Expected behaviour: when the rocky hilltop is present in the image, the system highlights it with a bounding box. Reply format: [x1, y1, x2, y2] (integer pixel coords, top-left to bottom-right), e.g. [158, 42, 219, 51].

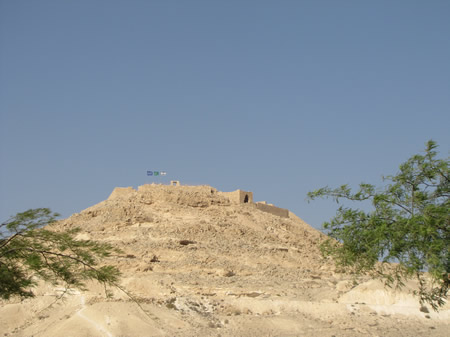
[1, 184, 448, 337]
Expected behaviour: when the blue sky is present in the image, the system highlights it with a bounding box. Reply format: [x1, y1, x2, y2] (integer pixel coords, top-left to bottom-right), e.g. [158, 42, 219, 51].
[1, 0, 449, 229]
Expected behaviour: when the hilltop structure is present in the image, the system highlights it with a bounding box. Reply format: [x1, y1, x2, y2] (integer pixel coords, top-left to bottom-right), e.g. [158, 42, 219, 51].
[220, 188, 289, 218]
[109, 183, 290, 218]
[220, 189, 253, 204]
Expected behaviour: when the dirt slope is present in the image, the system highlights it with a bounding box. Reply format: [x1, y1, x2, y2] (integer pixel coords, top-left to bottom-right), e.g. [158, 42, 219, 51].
[1, 184, 448, 337]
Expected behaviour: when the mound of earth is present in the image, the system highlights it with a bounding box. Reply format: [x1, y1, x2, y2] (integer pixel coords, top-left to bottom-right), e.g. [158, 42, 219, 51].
[1, 184, 448, 337]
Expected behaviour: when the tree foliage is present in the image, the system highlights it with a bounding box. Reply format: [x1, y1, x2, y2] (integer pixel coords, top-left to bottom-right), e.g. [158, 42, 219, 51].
[307, 140, 449, 310]
[0, 208, 121, 300]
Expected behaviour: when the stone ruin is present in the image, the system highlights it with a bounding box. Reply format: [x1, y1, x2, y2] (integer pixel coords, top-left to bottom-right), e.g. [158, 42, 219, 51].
[220, 189, 253, 204]
[108, 183, 289, 218]
[221, 189, 289, 218]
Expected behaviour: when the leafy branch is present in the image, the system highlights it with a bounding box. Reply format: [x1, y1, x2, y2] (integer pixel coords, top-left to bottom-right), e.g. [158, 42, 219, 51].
[0, 208, 121, 300]
[307, 140, 449, 310]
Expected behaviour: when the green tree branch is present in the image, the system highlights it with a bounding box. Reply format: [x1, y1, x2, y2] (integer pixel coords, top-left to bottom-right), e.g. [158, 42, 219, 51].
[307, 140, 449, 310]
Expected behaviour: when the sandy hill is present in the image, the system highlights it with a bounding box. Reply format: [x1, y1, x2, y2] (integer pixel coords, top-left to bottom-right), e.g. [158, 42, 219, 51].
[1, 184, 448, 337]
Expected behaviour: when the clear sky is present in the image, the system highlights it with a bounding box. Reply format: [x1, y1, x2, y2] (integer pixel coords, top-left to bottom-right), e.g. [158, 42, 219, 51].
[1, 0, 449, 230]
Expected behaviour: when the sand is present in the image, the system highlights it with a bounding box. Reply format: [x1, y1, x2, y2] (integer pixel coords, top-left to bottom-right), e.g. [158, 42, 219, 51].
[1, 184, 448, 336]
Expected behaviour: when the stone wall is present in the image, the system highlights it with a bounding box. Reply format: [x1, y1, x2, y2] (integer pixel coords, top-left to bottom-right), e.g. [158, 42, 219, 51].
[108, 187, 136, 200]
[220, 190, 253, 204]
[255, 202, 289, 218]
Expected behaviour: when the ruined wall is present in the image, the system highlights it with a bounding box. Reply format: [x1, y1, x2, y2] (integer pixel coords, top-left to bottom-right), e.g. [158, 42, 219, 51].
[221, 190, 253, 204]
[108, 185, 288, 217]
[220, 190, 288, 217]
[134, 184, 229, 207]
[108, 187, 136, 200]
[255, 202, 289, 218]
